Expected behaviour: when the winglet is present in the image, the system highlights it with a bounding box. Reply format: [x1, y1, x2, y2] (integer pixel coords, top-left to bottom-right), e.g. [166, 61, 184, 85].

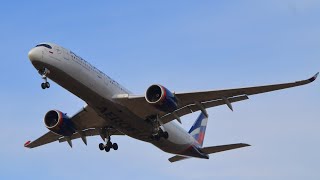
[309, 72, 319, 83]
[24, 141, 31, 148]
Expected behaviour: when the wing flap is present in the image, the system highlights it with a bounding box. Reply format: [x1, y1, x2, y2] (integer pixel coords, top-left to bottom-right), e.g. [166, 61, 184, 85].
[160, 95, 249, 124]
[58, 128, 124, 143]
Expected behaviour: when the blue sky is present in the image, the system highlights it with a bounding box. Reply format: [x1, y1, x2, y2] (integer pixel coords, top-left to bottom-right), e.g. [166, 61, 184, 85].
[0, 0, 319, 179]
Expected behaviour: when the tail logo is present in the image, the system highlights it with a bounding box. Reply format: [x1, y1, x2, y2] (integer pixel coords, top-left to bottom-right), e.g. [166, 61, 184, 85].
[188, 113, 208, 147]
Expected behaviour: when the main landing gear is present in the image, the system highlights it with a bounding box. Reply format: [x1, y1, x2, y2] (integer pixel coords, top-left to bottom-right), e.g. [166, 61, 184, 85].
[99, 138, 118, 152]
[148, 115, 169, 141]
[39, 68, 50, 89]
[151, 130, 169, 141]
[98, 128, 118, 153]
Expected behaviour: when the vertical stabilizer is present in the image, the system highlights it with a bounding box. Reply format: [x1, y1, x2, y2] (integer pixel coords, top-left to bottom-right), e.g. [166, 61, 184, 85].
[188, 113, 208, 147]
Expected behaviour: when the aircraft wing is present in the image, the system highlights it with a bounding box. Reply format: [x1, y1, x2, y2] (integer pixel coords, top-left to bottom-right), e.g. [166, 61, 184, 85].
[175, 73, 318, 108]
[25, 105, 124, 148]
[114, 73, 318, 124]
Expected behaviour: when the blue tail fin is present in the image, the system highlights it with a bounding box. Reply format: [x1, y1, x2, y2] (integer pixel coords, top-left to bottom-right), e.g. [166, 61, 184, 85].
[188, 113, 208, 147]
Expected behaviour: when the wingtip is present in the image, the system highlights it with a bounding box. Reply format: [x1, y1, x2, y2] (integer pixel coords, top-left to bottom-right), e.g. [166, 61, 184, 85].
[24, 141, 31, 148]
[242, 143, 251, 147]
[309, 72, 319, 82]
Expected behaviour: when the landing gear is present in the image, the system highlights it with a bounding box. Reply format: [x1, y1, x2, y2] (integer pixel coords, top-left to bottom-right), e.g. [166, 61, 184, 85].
[98, 128, 119, 153]
[151, 130, 169, 141]
[41, 82, 50, 89]
[112, 143, 119, 150]
[148, 115, 169, 141]
[162, 131, 169, 139]
[38, 68, 50, 89]
[98, 140, 118, 152]
[105, 145, 110, 152]
[99, 143, 105, 151]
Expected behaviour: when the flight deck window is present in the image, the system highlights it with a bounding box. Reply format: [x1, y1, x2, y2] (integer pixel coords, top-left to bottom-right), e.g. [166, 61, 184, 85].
[36, 44, 52, 49]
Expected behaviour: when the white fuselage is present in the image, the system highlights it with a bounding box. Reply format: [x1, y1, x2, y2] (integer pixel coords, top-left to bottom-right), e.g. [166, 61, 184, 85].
[28, 43, 202, 157]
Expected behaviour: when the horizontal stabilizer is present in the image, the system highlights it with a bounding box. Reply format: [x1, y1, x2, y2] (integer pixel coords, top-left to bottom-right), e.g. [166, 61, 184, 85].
[168, 143, 250, 163]
[201, 143, 250, 154]
[168, 155, 189, 163]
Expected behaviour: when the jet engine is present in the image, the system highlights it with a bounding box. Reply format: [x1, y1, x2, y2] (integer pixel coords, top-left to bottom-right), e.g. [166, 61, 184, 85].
[44, 110, 75, 136]
[145, 85, 178, 112]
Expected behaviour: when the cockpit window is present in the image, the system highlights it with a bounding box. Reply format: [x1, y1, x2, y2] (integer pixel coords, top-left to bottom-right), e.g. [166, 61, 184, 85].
[35, 44, 52, 49]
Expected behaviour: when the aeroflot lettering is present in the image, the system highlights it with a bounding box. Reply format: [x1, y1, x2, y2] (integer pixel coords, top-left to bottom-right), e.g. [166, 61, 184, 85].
[70, 51, 125, 92]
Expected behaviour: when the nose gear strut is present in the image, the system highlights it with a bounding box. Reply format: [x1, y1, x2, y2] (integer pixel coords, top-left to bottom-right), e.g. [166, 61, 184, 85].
[39, 68, 50, 89]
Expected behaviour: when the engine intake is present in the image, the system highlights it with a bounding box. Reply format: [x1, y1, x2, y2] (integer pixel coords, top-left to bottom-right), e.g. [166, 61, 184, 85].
[145, 85, 178, 112]
[44, 110, 75, 136]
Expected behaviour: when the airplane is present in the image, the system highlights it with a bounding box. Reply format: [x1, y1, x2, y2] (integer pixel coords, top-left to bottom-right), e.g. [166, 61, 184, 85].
[25, 42, 318, 163]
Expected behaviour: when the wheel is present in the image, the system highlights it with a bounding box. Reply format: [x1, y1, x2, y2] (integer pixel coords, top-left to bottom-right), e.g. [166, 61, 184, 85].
[163, 132, 169, 139]
[105, 146, 110, 152]
[99, 143, 105, 151]
[45, 82, 50, 88]
[107, 141, 112, 148]
[41, 83, 46, 89]
[112, 143, 118, 150]
[155, 134, 160, 141]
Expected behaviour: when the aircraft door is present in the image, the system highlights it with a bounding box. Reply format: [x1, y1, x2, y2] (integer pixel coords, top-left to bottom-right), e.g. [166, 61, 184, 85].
[104, 76, 109, 87]
[63, 49, 70, 60]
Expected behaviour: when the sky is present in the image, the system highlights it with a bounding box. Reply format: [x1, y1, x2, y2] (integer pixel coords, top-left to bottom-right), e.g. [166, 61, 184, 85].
[0, 0, 319, 179]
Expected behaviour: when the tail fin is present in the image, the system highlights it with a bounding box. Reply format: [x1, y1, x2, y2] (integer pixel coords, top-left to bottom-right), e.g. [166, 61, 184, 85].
[188, 113, 208, 147]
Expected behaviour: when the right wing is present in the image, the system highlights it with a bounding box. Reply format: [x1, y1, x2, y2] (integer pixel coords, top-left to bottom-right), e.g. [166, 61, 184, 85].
[115, 73, 318, 124]
[25, 105, 124, 148]
[175, 73, 319, 108]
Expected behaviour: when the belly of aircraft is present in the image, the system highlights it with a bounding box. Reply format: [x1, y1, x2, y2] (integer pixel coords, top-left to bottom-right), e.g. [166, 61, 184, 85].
[33, 60, 194, 155]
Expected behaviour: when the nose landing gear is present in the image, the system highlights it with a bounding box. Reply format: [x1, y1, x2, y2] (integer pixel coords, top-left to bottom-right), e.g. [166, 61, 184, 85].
[41, 82, 50, 89]
[39, 68, 50, 89]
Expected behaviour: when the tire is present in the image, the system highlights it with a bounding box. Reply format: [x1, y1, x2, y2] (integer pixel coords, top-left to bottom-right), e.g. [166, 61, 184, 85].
[112, 143, 118, 150]
[45, 82, 50, 88]
[163, 132, 169, 139]
[99, 143, 105, 151]
[107, 141, 112, 148]
[41, 83, 46, 89]
[150, 135, 155, 140]
[155, 135, 160, 141]
[105, 146, 110, 152]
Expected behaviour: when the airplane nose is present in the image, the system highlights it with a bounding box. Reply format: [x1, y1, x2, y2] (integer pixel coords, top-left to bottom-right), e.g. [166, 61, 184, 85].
[28, 48, 42, 62]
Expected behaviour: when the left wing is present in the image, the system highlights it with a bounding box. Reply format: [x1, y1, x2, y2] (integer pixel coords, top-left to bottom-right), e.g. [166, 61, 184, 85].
[25, 105, 124, 148]
[115, 73, 318, 124]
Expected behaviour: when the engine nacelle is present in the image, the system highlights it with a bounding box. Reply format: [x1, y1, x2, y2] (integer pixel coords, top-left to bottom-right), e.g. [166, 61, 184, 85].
[44, 110, 75, 136]
[145, 85, 178, 112]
